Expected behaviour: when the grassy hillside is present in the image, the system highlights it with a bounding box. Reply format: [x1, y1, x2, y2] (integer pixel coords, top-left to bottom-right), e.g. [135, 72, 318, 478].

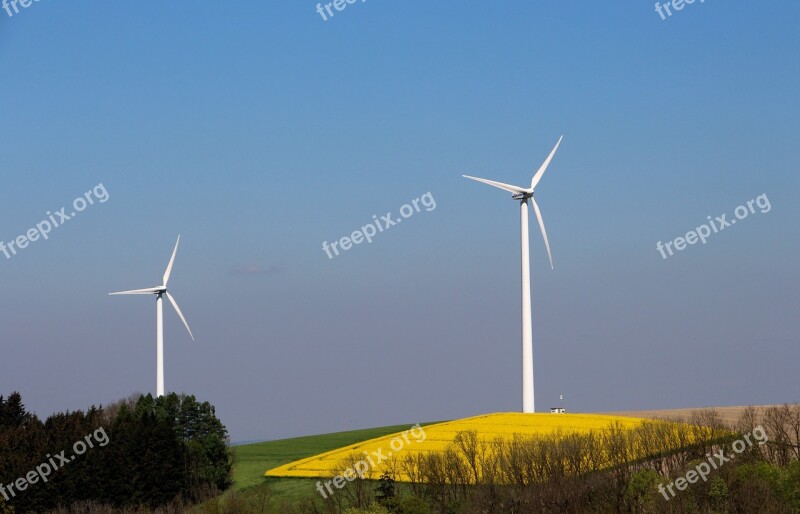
[217, 406, 796, 511]
[232, 422, 444, 498]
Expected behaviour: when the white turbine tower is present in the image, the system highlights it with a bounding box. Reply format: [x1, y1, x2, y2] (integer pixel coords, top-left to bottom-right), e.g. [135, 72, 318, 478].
[110, 235, 195, 397]
[464, 136, 562, 414]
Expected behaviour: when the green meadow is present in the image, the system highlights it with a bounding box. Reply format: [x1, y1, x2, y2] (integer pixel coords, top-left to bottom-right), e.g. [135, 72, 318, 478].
[230, 423, 442, 501]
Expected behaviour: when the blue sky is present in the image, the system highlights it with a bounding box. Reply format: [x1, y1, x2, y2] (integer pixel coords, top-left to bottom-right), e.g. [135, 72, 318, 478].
[1, 1, 798, 442]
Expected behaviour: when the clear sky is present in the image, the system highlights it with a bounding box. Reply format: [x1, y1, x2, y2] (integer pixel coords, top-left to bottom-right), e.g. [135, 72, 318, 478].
[1, 1, 798, 443]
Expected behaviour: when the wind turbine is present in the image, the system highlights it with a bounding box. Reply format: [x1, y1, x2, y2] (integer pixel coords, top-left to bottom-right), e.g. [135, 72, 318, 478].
[109, 235, 195, 397]
[463, 136, 562, 414]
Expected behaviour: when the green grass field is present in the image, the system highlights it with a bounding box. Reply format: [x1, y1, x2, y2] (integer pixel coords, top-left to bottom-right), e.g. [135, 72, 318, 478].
[231, 422, 443, 501]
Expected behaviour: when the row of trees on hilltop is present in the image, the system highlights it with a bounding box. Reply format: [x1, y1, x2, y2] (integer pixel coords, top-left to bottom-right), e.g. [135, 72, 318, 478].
[0, 392, 233, 512]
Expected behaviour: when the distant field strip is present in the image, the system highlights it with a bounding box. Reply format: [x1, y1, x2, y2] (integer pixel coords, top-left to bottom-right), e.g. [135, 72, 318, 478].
[265, 413, 650, 481]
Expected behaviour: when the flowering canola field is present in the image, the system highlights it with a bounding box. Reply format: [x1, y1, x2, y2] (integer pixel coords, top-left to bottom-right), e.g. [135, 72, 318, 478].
[265, 412, 649, 481]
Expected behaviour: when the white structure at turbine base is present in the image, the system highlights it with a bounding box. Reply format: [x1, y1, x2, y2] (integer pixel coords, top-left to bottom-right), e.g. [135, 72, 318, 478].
[110, 235, 195, 397]
[464, 136, 562, 414]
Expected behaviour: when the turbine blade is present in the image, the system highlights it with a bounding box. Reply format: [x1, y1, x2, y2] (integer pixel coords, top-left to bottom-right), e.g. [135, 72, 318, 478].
[530, 136, 563, 190]
[462, 175, 528, 195]
[530, 197, 554, 270]
[163, 235, 181, 286]
[165, 291, 195, 341]
[109, 287, 160, 295]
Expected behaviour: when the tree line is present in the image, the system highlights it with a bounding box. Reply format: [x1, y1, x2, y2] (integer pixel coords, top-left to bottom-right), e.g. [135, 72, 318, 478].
[0, 392, 232, 513]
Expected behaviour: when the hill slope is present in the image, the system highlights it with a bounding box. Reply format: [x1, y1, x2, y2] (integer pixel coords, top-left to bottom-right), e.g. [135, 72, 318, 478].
[233, 422, 443, 494]
[265, 413, 650, 481]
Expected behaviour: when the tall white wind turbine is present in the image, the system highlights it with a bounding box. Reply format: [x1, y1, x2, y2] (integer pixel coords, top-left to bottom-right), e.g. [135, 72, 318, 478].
[463, 136, 562, 413]
[109, 235, 195, 397]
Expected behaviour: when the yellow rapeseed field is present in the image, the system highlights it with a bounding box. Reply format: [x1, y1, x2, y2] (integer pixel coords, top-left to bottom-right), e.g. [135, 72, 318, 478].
[265, 413, 650, 481]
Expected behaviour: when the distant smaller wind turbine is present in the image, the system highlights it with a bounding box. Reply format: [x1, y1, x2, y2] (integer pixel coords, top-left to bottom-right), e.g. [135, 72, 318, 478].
[110, 236, 194, 397]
